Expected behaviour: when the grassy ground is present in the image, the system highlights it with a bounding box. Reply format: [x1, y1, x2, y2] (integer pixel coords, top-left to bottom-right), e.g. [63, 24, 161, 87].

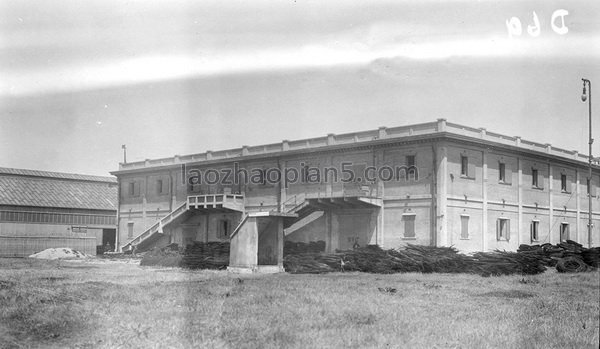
[0, 258, 598, 349]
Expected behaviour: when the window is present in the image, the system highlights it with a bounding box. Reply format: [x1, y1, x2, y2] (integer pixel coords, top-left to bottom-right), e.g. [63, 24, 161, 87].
[461, 156, 468, 177]
[460, 215, 469, 239]
[499, 163, 506, 183]
[403, 214, 416, 238]
[586, 178, 594, 196]
[532, 169, 538, 188]
[157, 179, 163, 194]
[530, 220, 539, 242]
[217, 219, 230, 239]
[127, 222, 134, 238]
[561, 174, 568, 192]
[496, 218, 510, 241]
[560, 223, 569, 242]
[406, 155, 416, 167]
[128, 181, 140, 197]
[71, 226, 88, 234]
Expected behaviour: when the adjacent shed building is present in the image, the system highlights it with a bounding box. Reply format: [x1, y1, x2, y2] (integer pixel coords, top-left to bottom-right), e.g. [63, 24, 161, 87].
[0, 168, 118, 257]
[112, 119, 600, 271]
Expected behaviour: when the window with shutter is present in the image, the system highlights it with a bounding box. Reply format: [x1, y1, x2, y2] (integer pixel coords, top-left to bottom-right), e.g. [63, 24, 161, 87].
[530, 220, 539, 242]
[497, 218, 510, 241]
[403, 215, 416, 238]
[504, 164, 512, 184]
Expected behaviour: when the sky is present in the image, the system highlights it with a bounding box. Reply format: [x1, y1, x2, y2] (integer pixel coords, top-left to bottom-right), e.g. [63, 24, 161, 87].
[0, 0, 599, 176]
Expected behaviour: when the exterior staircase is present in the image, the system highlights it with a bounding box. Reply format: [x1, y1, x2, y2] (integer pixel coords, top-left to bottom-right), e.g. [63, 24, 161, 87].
[122, 194, 245, 252]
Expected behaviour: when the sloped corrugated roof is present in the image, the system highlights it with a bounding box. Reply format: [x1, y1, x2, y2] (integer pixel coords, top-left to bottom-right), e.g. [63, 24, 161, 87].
[0, 167, 116, 183]
[0, 167, 117, 210]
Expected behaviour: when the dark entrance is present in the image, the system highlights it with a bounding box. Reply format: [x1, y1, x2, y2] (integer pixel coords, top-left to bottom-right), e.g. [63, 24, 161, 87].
[102, 229, 116, 250]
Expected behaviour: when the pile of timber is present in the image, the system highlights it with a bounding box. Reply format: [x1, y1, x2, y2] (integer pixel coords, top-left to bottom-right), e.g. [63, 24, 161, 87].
[518, 240, 600, 272]
[139, 247, 183, 267]
[284, 240, 326, 255]
[181, 241, 230, 270]
[283, 244, 549, 276]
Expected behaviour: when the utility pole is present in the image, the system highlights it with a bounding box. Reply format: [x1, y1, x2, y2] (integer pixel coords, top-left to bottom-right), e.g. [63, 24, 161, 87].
[582, 78, 593, 247]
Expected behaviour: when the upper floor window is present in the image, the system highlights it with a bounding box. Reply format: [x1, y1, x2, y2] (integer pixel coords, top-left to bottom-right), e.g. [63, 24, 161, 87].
[406, 155, 416, 167]
[128, 182, 140, 197]
[499, 162, 506, 183]
[560, 174, 568, 192]
[461, 155, 469, 177]
[157, 179, 163, 194]
[531, 168, 542, 189]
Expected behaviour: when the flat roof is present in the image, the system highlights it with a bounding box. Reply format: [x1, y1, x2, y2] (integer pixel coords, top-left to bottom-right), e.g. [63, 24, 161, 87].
[112, 119, 593, 175]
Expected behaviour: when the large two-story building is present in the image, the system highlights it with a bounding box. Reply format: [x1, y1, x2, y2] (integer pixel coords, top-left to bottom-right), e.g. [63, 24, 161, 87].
[111, 119, 600, 271]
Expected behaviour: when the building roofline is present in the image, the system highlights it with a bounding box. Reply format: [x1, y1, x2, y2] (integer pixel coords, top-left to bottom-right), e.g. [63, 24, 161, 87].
[111, 119, 595, 175]
[0, 167, 117, 183]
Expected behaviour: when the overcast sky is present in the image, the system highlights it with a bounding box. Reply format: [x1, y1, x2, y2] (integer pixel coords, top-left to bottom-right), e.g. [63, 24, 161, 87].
[1, 0, 599, 176]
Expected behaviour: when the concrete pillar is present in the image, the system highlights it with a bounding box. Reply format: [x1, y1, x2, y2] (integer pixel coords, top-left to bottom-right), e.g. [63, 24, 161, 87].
[482, 150, 488, 252]
[549, 163, 554, 243]
[327, 134, 336, 146]
[326, 211, 335, 252]
[204, 214, 209, 243]
[277, 218, 284, 268]
[436, 145, 448, 246]
[517, 157, 523, 247]
[576, 169, 581, 243]
[142, 196, 147, 229]
[437, 118, 447, 132]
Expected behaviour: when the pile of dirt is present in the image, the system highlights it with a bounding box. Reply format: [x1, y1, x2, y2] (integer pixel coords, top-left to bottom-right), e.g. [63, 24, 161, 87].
[29, 248, 90, 260]
[518, 240, 600, 272]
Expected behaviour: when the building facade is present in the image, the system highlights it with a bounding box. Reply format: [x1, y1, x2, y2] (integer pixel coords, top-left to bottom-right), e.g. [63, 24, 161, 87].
[0, 168, 118, 256]
[112, 119, 600, 263]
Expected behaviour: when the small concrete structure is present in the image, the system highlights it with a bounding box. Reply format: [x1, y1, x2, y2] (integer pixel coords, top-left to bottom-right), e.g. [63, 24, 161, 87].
[228, 212, 297, 273]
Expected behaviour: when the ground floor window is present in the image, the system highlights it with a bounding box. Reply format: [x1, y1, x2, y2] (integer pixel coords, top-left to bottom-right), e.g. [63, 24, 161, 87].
[217, 219, 230, 239]
[496, 218, 510, 241]
[403, 214, 415, 238]
[530, 220, 539, 242]
[127, 222, 134, 238]
[560, 223, 569, 242]
[460, 215, 469, 239]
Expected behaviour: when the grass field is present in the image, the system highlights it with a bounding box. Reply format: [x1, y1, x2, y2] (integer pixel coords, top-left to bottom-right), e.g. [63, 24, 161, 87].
[0, 258, 598, 349]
